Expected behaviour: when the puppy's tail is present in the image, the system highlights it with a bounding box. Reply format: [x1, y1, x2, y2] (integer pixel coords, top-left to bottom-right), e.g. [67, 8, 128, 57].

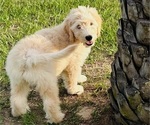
[26, 44, 77, 67]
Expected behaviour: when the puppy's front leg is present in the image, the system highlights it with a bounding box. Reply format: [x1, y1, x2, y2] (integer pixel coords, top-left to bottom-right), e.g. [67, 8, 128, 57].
[63, 65, 84, 95]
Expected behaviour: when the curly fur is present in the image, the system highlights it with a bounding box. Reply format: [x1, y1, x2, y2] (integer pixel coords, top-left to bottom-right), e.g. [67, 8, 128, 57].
[5, 6, 102, 123]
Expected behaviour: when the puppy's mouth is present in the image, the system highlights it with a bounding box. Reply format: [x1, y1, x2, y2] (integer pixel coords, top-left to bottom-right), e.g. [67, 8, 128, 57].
[85, 41, 93, 46]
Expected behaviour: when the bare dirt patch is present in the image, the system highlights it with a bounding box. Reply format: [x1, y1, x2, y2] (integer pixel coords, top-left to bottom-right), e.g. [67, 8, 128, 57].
[77, 106, 94, 120]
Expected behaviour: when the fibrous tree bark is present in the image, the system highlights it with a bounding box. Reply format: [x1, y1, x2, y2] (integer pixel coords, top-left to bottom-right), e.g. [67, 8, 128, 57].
[109, 0, 150, 125]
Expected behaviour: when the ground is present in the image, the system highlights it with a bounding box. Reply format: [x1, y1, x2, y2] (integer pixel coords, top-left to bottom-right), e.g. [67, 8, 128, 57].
[0, 54, 115, 125]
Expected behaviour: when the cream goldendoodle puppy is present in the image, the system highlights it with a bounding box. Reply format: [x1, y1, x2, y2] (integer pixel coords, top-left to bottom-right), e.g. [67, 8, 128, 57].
[6, 6, 102, 123]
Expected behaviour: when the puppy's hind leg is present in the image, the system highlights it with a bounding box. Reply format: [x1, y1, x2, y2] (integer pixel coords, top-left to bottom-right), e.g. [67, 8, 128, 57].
[36, 74, 64, 124]
[10, 79, 30, 117]
[78, 75, 87, 83]
[63, 65, 84, 95]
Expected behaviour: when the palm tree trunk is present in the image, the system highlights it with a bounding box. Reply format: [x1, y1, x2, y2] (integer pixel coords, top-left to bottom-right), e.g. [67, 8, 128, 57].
[109, 0, 150, 125]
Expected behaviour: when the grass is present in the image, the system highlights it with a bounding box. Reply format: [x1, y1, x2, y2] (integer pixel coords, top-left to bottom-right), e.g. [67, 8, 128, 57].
[0, 0, 120, 124]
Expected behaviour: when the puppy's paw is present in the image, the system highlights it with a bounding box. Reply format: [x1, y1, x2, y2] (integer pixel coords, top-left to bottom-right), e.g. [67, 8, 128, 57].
[47, 112, 65, 124]
[67, 85, 84, 95]
[78, 75, 87, 83]
[12, 105, 30, 117]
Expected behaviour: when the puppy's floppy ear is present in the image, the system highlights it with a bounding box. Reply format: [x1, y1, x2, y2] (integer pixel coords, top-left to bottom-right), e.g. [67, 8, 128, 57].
[64, 19, 75, 43]
[89, 8, 102, 37]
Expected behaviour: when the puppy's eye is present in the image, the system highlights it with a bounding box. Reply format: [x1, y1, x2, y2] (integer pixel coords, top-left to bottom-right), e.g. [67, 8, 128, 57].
[90, 22, 93, 26]
[77, 25, 81, 29]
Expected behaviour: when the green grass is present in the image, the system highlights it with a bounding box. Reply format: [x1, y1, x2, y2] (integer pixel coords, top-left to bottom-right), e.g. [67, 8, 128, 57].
[0, 0, 120, 124]
[0, 0, 120, 83]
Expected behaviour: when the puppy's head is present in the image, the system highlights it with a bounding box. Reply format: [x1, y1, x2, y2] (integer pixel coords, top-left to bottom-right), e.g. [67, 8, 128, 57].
[64, 6, 102, 47]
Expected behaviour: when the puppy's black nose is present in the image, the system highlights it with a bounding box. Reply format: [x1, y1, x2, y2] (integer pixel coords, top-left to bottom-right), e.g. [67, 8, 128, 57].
[85, 35, 92, 41]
